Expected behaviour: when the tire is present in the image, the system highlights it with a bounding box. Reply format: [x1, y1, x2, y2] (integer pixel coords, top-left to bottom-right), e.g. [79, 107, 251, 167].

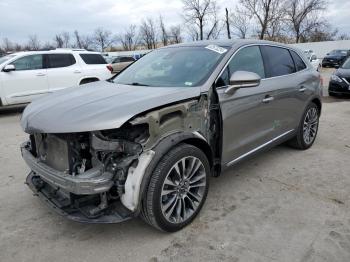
[140, 143, 210, 232]
[328, 91, 337, 97]
[288, 102, 319, 150]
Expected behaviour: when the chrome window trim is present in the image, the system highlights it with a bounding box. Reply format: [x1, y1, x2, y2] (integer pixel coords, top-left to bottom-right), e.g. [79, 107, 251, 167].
[215, 43, 310, 89]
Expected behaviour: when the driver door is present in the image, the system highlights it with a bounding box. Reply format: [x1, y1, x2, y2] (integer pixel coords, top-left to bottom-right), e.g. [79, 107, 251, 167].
[216, 46, 278, 166]
[2, 54, 48, 105]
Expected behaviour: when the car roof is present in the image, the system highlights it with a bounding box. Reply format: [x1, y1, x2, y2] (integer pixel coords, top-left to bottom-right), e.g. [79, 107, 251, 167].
[9, 49, 102, 56]
[162, 39, 290, 49]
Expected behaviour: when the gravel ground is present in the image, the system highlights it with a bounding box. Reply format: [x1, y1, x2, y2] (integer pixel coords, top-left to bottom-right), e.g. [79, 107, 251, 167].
[0, 70, 350, 262]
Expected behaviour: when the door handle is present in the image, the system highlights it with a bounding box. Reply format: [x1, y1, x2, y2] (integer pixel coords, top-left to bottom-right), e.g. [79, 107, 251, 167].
[299, 86, 306, 92]
[262, 96, 274, 103]
[74, 70, 82, 74]
[36, 73, 46, 76]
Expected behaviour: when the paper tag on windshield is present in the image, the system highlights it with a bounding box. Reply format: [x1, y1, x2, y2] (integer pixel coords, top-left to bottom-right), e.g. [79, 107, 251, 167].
[205, 45, 228, 54]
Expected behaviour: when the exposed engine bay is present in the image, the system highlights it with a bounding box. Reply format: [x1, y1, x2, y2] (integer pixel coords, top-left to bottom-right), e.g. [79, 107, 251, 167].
[22, 95, 222, 222]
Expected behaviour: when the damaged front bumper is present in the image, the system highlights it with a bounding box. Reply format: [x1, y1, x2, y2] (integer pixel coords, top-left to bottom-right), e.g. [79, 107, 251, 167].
[21, 142, 134, 223]
[21, 142, 113, 195]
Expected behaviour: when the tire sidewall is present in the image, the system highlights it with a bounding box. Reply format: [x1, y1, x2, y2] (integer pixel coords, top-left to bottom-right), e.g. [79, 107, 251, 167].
[298, 102, 319, 149]
[151, 144, 210, 232]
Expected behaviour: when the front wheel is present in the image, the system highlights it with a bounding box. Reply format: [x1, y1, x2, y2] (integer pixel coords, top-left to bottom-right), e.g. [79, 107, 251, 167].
[288, 102, 319, 150]
[141, 143, 210, 232]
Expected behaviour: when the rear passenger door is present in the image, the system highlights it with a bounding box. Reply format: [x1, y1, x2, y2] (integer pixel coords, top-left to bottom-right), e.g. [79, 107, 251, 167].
[216, 46, 279, 165]
[46, 53, 82, 91]
[260, 46, 305, 134]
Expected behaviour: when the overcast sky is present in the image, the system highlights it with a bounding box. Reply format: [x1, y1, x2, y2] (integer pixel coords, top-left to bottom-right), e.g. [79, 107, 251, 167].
[0, 0, 349, 44]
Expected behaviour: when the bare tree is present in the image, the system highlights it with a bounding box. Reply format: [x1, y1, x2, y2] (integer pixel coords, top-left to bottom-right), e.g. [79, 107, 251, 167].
[92, 27, 115, 52]
[139, 18, 157, 49]
[13, 43, 23, 52]
[338, 33, 350, 41]
[61, 32, 70, 48]
[73, 30, 92, 50]
[182, 0, 219, 40]
[169, 25, 183, 44]
[118, 25, 138, 51]
[303, 19, 337, 42]
[230, 9, 250, 39]
[225, 8, 231, 39]
[286, 0, 326, 43]
[159, 15, 169, 46]
[27, 35, 41, 51]
[42, 41, 55, 50]
[54, 34, 64, 48]
[2, 38, 13, 52]
[205, 4, 222, 40]
[239, 0, 285, 40]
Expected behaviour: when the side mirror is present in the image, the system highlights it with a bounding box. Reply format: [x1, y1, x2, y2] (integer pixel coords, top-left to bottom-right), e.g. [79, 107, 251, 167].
[225, 71, 261, 95]
[3, 64, 15, 72]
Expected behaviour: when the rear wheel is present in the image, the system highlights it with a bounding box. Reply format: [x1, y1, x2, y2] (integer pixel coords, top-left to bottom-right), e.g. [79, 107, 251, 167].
[288, 102, 319, 150]
[141, 143, 210, 232]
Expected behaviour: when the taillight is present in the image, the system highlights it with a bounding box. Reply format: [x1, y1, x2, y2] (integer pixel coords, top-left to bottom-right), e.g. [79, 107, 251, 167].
[106, 65, 113, 73]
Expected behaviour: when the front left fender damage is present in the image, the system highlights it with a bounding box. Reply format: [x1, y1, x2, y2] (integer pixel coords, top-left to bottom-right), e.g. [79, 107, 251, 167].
[23, 94, 218, 222]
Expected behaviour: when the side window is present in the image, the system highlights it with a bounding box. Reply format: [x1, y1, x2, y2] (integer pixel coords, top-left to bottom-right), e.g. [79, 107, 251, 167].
[260, 46, 296, 77]
[80, 54, 107, 64]
[216, 67, 230, 87]
[112, 58, 121, 63]
[121, 57, 135, 62]
[229, 46, 265, 78]
[216, 46, 265, 87]
[290, 50, 307, 71]
[12, 55, 43, 71]
[47, 54, 76, 68]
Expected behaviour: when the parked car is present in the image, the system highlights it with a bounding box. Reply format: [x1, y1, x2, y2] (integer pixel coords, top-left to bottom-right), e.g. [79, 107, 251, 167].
[304, 50, 321, 71]
[21, 40, 322, 232]
[322, 49, 350, 68]
[110, 56, 136, 73]
[0, 49, 113, 107]
[328, 57, 350, 96]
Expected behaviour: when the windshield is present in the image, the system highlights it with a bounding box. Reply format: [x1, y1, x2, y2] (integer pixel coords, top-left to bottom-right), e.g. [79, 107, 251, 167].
[329, 50, 348, 56]
[341, 58, 350, 69]
[0, 54, 16, 65]
[113, 46, 228, 87]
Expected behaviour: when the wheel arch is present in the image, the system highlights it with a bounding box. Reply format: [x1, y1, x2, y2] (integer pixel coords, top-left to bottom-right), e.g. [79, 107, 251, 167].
[311, 97, 322, 116]
[136, 131, 213, 214]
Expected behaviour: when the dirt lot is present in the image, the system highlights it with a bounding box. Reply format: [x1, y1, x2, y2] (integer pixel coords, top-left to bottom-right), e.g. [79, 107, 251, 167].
[1, 69, 350, 262]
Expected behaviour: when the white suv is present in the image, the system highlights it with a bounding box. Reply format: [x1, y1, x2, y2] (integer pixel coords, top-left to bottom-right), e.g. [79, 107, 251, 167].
[0, 49, 113, 107]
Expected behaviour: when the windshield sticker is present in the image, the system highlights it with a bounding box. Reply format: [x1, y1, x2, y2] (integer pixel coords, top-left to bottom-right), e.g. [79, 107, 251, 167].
[205, 45, 228, 54]
[185, 82, 193, 86]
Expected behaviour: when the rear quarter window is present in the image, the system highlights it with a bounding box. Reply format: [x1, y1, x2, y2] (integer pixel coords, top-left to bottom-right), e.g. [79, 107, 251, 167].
[80, 54, 107, 64]
[290, 51, 307, 71]
[260, 46, 296, 77]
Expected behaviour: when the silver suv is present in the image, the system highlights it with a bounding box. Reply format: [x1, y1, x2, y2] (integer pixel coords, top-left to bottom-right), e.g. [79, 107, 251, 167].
[21, 40, 322, 232]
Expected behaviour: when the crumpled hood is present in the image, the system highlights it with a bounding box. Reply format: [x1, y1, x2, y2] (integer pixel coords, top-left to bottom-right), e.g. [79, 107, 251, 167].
[21, 81, 201, 134]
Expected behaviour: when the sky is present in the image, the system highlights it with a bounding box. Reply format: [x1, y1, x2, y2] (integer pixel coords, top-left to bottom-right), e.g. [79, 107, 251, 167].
[0, 0, 349, 44]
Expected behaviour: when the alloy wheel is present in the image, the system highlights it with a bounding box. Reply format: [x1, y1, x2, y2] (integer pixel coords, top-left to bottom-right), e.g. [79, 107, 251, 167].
[160, 156, 207, 224]
[303, 107, 319, 145]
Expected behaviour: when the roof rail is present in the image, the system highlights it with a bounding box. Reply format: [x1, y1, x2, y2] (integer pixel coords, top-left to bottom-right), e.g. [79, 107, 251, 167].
[54, 48, 87, 51]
